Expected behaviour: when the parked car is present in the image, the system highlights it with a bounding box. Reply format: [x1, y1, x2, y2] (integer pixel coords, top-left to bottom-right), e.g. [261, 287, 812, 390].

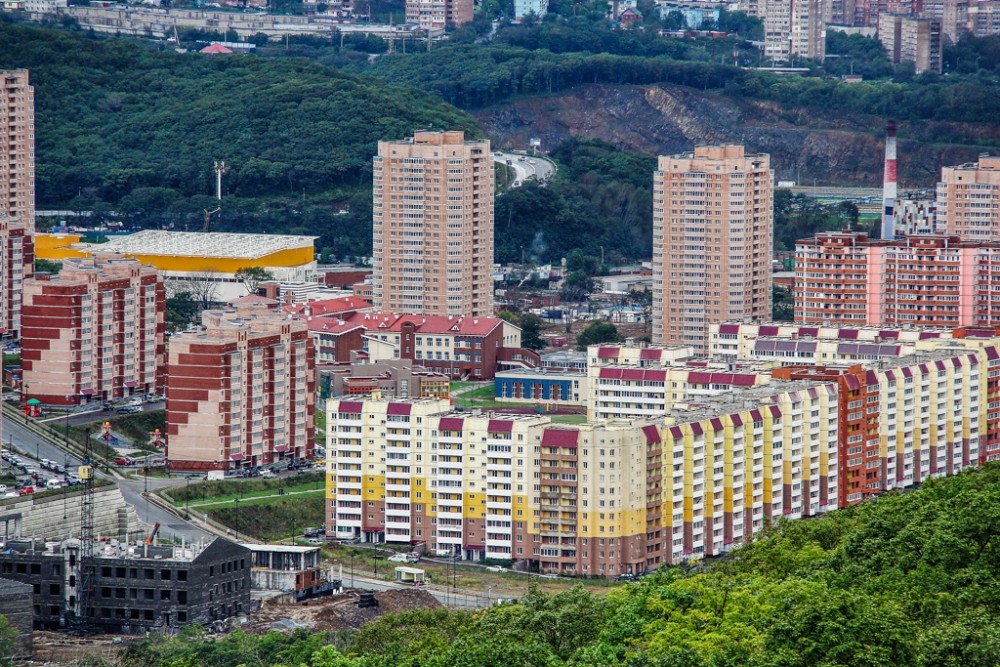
[387, 553, 410, 563]
[114, 456, 135, 466]
[260, 469, 275, 479]
[116, 405, 141, 415]
[486, 565, 505, 573]
[18, 486, 34, 495]
[616, 573, 637, 582]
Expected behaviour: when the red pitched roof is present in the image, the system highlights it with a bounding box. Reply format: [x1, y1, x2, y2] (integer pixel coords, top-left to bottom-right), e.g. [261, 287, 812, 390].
[200, 43, 233, 54]
[345, 312, 504, 336]
[284, 296, 371, 318]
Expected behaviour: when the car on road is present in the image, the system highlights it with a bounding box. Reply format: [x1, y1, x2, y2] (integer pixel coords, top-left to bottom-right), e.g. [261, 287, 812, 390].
[114, 456, 135, 466]
[116, 405, 142, 414]
[486, 565, 506, 573]
[387, 553, 410, 563]
[616, 573, 637, 582]
[18, 486, 34, 495]
[540, 573, 560, 579]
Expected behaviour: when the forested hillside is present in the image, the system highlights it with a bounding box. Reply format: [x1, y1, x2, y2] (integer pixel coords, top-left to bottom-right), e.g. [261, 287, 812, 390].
[122, 464, 1000, 666]
[0, 19, 476, 257]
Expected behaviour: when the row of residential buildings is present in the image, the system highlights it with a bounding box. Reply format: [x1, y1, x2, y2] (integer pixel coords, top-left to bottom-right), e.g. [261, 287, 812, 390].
[734, 0, 1000, 70]
[325, 325, 1000, 574]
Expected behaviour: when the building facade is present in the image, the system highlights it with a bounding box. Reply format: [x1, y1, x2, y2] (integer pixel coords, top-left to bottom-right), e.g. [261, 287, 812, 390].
[373, 131, 493, 318]
[795, 232, 1000, 327]
[937, 155, 1000, 241]
[0, 537, 250, 631]
[405, 0, 473, 30]
[324, 332, 1000, 575]
[763, 0, 825, 62]
[167, 304, 315, 472]
[40, 231, 318, 304]
[21, 254, 166, 406]
[0, 69, 35, 338]
[878, 12, 943, 74]
[652, 145, 773, 353]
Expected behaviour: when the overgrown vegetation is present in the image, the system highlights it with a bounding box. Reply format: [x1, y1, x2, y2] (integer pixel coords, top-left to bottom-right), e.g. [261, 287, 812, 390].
[121, 463, 1000, 666]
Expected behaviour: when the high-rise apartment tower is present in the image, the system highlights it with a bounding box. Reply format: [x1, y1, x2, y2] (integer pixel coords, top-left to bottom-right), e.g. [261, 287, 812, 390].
[373, 131, 494, 318]
[652, 145, 773, 353]
[0, 69, 35, 337]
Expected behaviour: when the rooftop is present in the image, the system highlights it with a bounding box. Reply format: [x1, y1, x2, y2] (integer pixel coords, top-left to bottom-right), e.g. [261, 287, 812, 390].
[83, 231, 317, 260]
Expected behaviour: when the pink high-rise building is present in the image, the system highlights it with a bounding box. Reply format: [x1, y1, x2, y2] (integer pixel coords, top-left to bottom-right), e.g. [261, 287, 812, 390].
[937, 155, 1000, 241]
[167, 304, 315, 473]
[795, 231, 1000, 326]
[652, 145, 773, 353]
[0, 69, 35, 337]
[372, 131, 493, 318]
[21, 254, 166, 406]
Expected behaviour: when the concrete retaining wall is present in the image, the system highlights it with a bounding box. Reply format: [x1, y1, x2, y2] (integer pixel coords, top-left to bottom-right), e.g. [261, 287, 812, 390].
[0, 486, 139, 541]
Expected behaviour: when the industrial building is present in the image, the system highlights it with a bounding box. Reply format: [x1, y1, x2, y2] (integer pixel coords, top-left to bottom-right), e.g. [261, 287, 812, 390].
[36, 231, 318, 303]
[0, 537, 250, 631]
[373, 131, 493, 318]
[166, 303, 316, 473]
[0, 69, 35, 338]
[652, 145, 773, 354]
[21, 254, 166, 406]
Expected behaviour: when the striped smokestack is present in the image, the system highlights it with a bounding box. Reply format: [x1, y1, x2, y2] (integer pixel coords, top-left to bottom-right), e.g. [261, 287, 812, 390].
[881, 120, 898, 240]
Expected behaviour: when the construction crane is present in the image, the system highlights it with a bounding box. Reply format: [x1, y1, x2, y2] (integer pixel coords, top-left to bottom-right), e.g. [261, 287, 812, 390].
[203, 207, 221, 233]
[71, 428, 96, 633]
[145, 522, 161, 545]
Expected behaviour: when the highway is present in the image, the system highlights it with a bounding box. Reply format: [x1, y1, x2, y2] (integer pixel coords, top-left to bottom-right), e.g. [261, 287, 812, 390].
[493, 150, 556, 187]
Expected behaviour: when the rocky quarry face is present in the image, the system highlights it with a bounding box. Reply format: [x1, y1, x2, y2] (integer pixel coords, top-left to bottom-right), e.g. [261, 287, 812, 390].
[477, 83, 999, 188]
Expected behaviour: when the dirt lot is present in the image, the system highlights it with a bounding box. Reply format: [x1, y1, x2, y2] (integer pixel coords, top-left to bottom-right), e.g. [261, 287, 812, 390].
[247, 589, 441, 633]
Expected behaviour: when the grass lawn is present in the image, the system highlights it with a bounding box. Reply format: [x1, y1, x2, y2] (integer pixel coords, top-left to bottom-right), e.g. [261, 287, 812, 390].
[208, 495, 326, 542]
[181, 481, 325, 509]
[163, 472, 325, 505]
[550, 413, 588, 424]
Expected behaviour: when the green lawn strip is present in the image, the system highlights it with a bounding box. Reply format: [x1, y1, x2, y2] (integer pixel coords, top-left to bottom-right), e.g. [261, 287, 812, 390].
[187, 488, 324, 510]
[550, 414, 588, 424]
[207, 495, 325, 542]
[169, 479, 326, 507]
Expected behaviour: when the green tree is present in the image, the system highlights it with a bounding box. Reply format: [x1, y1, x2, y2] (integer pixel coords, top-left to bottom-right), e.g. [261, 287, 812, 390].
[577, 321, 620, 349]
[519, 313, 546, 350]
[234, 266, 276, 294]
[35, 258, 62, 274]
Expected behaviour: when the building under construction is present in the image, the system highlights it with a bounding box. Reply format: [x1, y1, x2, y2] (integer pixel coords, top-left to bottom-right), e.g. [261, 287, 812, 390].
[0, 536, 250, 631]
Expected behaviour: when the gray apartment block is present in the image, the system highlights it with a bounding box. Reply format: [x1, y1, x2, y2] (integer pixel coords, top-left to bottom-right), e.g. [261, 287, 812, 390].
[0, 537, 250, 631]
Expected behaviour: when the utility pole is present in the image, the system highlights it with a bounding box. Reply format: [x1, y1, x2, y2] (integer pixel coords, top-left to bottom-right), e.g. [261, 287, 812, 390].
[213, 160, 228, 200]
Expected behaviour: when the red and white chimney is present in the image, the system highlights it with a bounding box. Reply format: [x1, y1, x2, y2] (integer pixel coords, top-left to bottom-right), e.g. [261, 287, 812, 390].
[881, 120, 898, 240]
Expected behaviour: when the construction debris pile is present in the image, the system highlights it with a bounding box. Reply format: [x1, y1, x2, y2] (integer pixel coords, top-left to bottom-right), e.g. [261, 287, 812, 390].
[248, 589, 442, 633]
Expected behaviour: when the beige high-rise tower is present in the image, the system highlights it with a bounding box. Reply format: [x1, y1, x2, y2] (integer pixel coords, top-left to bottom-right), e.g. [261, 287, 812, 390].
[652, 145, 773, 353]
[937, 154, 1000, 241]
[373, 131, 493, 318]
[0, 69, 35, 337]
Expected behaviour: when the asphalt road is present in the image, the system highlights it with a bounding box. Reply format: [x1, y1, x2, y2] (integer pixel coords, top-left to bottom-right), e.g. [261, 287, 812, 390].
[493, 151, 556, 186]
[36, 400, 165, 428]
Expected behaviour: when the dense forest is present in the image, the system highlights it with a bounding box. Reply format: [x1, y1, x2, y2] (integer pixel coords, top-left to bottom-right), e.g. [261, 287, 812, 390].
[5, 15, 1000, 262]
[0, 19, 475, 259]
[116, 463, 1000, 666]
